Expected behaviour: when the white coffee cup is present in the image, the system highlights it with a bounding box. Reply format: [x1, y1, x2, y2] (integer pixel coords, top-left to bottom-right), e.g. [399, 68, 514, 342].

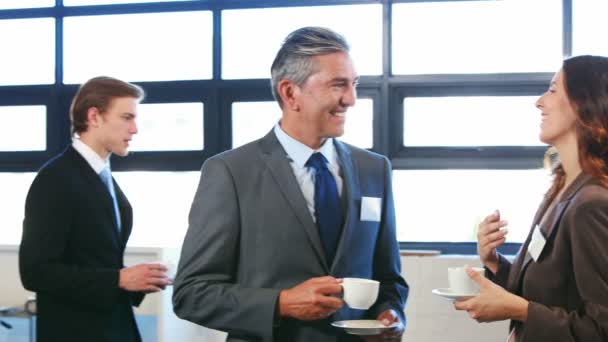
[341, 278, 379, 310]
[152, 260, 177, 283]
[447, 266, 485, 294]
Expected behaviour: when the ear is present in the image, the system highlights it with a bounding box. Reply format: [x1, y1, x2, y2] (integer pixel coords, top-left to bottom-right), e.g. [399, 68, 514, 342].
[86, 107, 101, 128]
[277, 79, 300, 112]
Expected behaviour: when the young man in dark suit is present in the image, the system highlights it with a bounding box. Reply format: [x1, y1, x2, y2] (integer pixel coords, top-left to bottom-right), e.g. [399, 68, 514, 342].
[19, 76, 172, 342]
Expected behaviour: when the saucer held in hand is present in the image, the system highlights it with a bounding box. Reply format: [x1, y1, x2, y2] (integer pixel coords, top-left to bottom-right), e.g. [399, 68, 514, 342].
[331, 319, 399, 335]
[431, 288, 477, 302]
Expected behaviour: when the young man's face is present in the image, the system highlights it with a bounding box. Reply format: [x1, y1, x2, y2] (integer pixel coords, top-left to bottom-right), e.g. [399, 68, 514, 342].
[94, 96, 139, 158]
[292, 51, 359, 142]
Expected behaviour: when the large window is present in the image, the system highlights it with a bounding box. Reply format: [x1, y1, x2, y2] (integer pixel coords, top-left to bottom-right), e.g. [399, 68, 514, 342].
[0, 106, 47, 151]
[222, 4, 382, 79]
[572, 1, 608, 56]
[393, 169, 550, 243]
[0, 173, 37, 245]
[114, 172, 200, 247]
[392, 0, 562, 74]
[0, 1, 53, 10]
[403, 96, 542, 147]
[0, 18, 55, 86]
[130, 102, 204, 152]
[63, 11, 213, 83]
[0, 1, 582, 253]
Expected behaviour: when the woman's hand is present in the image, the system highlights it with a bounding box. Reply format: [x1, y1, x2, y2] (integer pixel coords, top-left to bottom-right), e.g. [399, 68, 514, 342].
[477, 210, 509, 273]
[453, 267, 528, 323]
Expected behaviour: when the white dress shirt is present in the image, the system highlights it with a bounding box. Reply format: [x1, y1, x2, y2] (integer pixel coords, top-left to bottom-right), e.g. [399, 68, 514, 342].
[72, 138, 110, 175]
[273, 123, 343, 222]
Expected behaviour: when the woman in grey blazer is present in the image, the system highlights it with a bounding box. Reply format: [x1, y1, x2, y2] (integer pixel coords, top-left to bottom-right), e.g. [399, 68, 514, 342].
[454, 55, 608, 341]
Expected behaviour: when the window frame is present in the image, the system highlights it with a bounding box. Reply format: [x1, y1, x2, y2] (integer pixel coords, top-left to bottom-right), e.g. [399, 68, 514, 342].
[0, 0, 576, 253]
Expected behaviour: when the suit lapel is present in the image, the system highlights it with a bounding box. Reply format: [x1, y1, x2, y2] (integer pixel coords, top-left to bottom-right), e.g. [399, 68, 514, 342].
[511, 199, 567, 291]
[330, 140, 359, 273]
[67, 147, 122, 248]
[541, 173, 592, 237]
[258, 131, 330, 272]
[114, 182, 132, 248]
[509, 172, 593, 292]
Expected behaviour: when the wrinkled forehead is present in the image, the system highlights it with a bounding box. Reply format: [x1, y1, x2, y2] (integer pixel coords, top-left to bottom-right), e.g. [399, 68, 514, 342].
[309, 52, 359, 80]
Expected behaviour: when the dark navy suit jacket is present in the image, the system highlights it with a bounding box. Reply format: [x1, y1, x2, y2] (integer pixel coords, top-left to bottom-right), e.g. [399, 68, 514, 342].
[20, 146, 144, 342]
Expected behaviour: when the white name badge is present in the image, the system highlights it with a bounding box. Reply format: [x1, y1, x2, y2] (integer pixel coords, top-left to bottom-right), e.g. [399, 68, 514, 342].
[528, 224, 547, 262]
[360, 196, 382, 222]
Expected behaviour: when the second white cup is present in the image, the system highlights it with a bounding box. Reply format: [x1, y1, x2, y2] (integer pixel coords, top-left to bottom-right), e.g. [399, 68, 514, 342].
[447, 266, 485, 294]
[341, 277, 379, 310]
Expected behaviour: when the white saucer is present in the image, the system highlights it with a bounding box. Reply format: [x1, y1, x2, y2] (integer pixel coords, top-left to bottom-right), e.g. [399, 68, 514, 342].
[331, 320, 399, 335]
[431, 288, 477, 302]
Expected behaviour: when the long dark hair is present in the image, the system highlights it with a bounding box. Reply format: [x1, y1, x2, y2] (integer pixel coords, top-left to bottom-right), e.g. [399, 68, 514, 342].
[546, 55, 608, 200]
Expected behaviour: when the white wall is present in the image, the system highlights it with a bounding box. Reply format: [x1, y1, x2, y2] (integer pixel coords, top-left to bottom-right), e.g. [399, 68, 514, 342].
[401, 254, 509, 341]
[0, 246, 509, 341]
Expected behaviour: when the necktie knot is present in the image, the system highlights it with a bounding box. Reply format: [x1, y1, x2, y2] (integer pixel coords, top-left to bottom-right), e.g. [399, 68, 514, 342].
[306, 152, 329, 171]
[100, 167, 113, 189]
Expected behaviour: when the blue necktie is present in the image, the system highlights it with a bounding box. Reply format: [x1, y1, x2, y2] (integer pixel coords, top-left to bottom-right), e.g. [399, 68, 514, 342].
[100, 167, 121, 233]
[306, 152, 343, 265]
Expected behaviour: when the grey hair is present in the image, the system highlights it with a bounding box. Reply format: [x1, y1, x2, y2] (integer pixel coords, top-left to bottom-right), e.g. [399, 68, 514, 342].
[270, 26, 350, 107]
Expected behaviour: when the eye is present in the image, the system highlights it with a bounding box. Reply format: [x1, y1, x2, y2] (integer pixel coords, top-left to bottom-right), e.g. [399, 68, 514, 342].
[547, 83, 557, 94]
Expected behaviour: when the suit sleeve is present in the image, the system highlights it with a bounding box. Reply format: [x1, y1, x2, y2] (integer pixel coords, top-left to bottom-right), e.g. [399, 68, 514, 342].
[522, 195, 608, 341]
[485, 253, 512, 287]
[367, 157, 409, 325]
[172, 157, 280, 340]
[19, 169, 122, 312]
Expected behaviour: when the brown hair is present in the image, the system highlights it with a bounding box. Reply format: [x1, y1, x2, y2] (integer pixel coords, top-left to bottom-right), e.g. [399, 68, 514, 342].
[546, 55, 608, 200]
[70, 76, 144, 135]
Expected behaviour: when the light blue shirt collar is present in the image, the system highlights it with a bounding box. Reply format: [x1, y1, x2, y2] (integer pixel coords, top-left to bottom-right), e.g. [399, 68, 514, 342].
[273, 123, 336, 168]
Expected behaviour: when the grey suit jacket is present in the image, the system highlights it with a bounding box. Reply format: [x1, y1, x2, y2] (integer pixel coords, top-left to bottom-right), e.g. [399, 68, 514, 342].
[488, 172, 608, 341]
[173, 130, 408, 342]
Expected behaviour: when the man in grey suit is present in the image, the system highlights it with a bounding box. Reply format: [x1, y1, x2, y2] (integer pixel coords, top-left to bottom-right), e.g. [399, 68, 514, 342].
[173, 27, 408, 342]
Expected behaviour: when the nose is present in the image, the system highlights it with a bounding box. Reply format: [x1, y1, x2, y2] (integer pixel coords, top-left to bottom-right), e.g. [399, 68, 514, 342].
[535, 94, 544, 110]
[341, 84, 357, 107]
[131, 120, 138, 135]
